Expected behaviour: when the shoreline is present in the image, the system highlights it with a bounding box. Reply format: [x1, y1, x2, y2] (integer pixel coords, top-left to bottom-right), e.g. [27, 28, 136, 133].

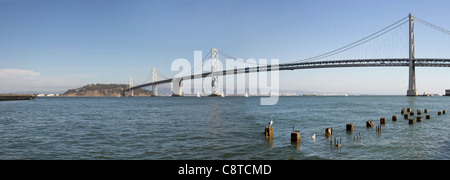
[0, 94, 37, 101]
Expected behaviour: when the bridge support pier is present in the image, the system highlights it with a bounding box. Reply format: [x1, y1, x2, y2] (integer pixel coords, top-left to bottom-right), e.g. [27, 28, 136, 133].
[179, 80, 183, 96]
[129, 77, 134, 97]
[407, 60, 417, 96]
[171, 78, 183, 97]
[407, 63, 417, 96]
[407, 13, 418, 96]
[209, 48, 222, 96]
[152, 68, 158, 96]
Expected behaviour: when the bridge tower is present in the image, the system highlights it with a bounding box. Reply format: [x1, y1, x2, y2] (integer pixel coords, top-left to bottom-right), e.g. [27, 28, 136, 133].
[210, 48, 221, 96]
[407, 13, 418, 96]
[171, 78, 183, 97]
[152, 68, 158, 96]
[129, 77, 134, 97]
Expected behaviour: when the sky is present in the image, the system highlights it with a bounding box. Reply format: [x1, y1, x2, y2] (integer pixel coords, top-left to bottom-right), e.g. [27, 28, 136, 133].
[1, 0, 450, 94]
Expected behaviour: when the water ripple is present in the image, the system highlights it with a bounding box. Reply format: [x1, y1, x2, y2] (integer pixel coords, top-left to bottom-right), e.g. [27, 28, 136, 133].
[0, 96, 449, 159]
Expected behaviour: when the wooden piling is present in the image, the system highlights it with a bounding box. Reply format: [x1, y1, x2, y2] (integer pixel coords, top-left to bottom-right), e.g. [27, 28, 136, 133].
[417, 110, 421, 115]
[416, 116, 423, 122]
[426, 114, 431, 119]
[401, 108, 406, 115]
[346, 123, 353, 132]
[424, 109, 428, 113]
[392, 115, 397, 121]
[404, 114, 409, 119]
[366, 120, 374, 128]
[443, 110, 447, 114]
[291, 132, 301, 143]
[409, 119, 415, 124]
[380, 117, 386, 125]
[438, 111, 442, 115]
[325, 127, 332, 137]
[265, 126, 274, 138]
[407, 108, 412, 113]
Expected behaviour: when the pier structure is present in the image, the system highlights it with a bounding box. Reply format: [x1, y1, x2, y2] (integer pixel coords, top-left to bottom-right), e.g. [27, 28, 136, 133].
[0, 94, 37, 101]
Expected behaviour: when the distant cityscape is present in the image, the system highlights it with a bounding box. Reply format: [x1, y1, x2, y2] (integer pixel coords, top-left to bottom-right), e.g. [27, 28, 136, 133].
[37, 93, 61, 97]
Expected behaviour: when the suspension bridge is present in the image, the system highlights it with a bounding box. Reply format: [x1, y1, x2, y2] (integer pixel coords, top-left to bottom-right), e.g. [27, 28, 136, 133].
[124, 14, 450, 96]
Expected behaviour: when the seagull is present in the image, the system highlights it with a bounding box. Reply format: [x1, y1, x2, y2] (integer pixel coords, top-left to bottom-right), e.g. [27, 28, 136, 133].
[312, 134, 316, 141]
[268, 121, 273, 127]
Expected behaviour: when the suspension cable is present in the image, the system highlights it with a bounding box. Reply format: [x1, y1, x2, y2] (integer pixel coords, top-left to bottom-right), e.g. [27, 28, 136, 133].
[415, 17, 450, 36]
[293, 16, 409, 63]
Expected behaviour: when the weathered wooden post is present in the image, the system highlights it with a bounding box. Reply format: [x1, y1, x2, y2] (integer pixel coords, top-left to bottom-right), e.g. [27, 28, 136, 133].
[392, 115, 397, 121]
[291, 131, 301, 143]
[366, 120, 374, 128]
[416, 116, 422, 122]
[404, 114, 409, 119]
[325, 127, 332, 137]
[346, 123, 353, 132]
[265, 126, 274, 138]
[380, 117, 386, 125]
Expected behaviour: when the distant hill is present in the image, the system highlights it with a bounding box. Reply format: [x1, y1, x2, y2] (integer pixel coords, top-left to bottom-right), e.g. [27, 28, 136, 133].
[62, 84, 152, 97]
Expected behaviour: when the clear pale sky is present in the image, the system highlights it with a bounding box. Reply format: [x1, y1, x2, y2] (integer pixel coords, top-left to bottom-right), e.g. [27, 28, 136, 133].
[1, 0, 450, 94]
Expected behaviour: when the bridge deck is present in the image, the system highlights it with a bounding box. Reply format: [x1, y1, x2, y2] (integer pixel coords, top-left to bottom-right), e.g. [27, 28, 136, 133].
[128, 58, 450, 91]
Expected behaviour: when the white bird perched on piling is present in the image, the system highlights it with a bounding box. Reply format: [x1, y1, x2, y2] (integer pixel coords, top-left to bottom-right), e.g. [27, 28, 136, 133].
[268, 121, 273, 127]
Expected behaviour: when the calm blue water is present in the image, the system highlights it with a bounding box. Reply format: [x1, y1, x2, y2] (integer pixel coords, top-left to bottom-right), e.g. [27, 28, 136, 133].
[0, 96, 449, 160]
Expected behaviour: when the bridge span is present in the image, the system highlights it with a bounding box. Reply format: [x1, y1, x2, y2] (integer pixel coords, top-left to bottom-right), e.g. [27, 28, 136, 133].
[128, 58, 450, 93]
[125, 13, 450, 96]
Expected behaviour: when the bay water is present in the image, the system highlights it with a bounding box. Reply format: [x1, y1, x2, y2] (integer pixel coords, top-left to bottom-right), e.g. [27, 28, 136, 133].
[0, 96, 449, 159]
